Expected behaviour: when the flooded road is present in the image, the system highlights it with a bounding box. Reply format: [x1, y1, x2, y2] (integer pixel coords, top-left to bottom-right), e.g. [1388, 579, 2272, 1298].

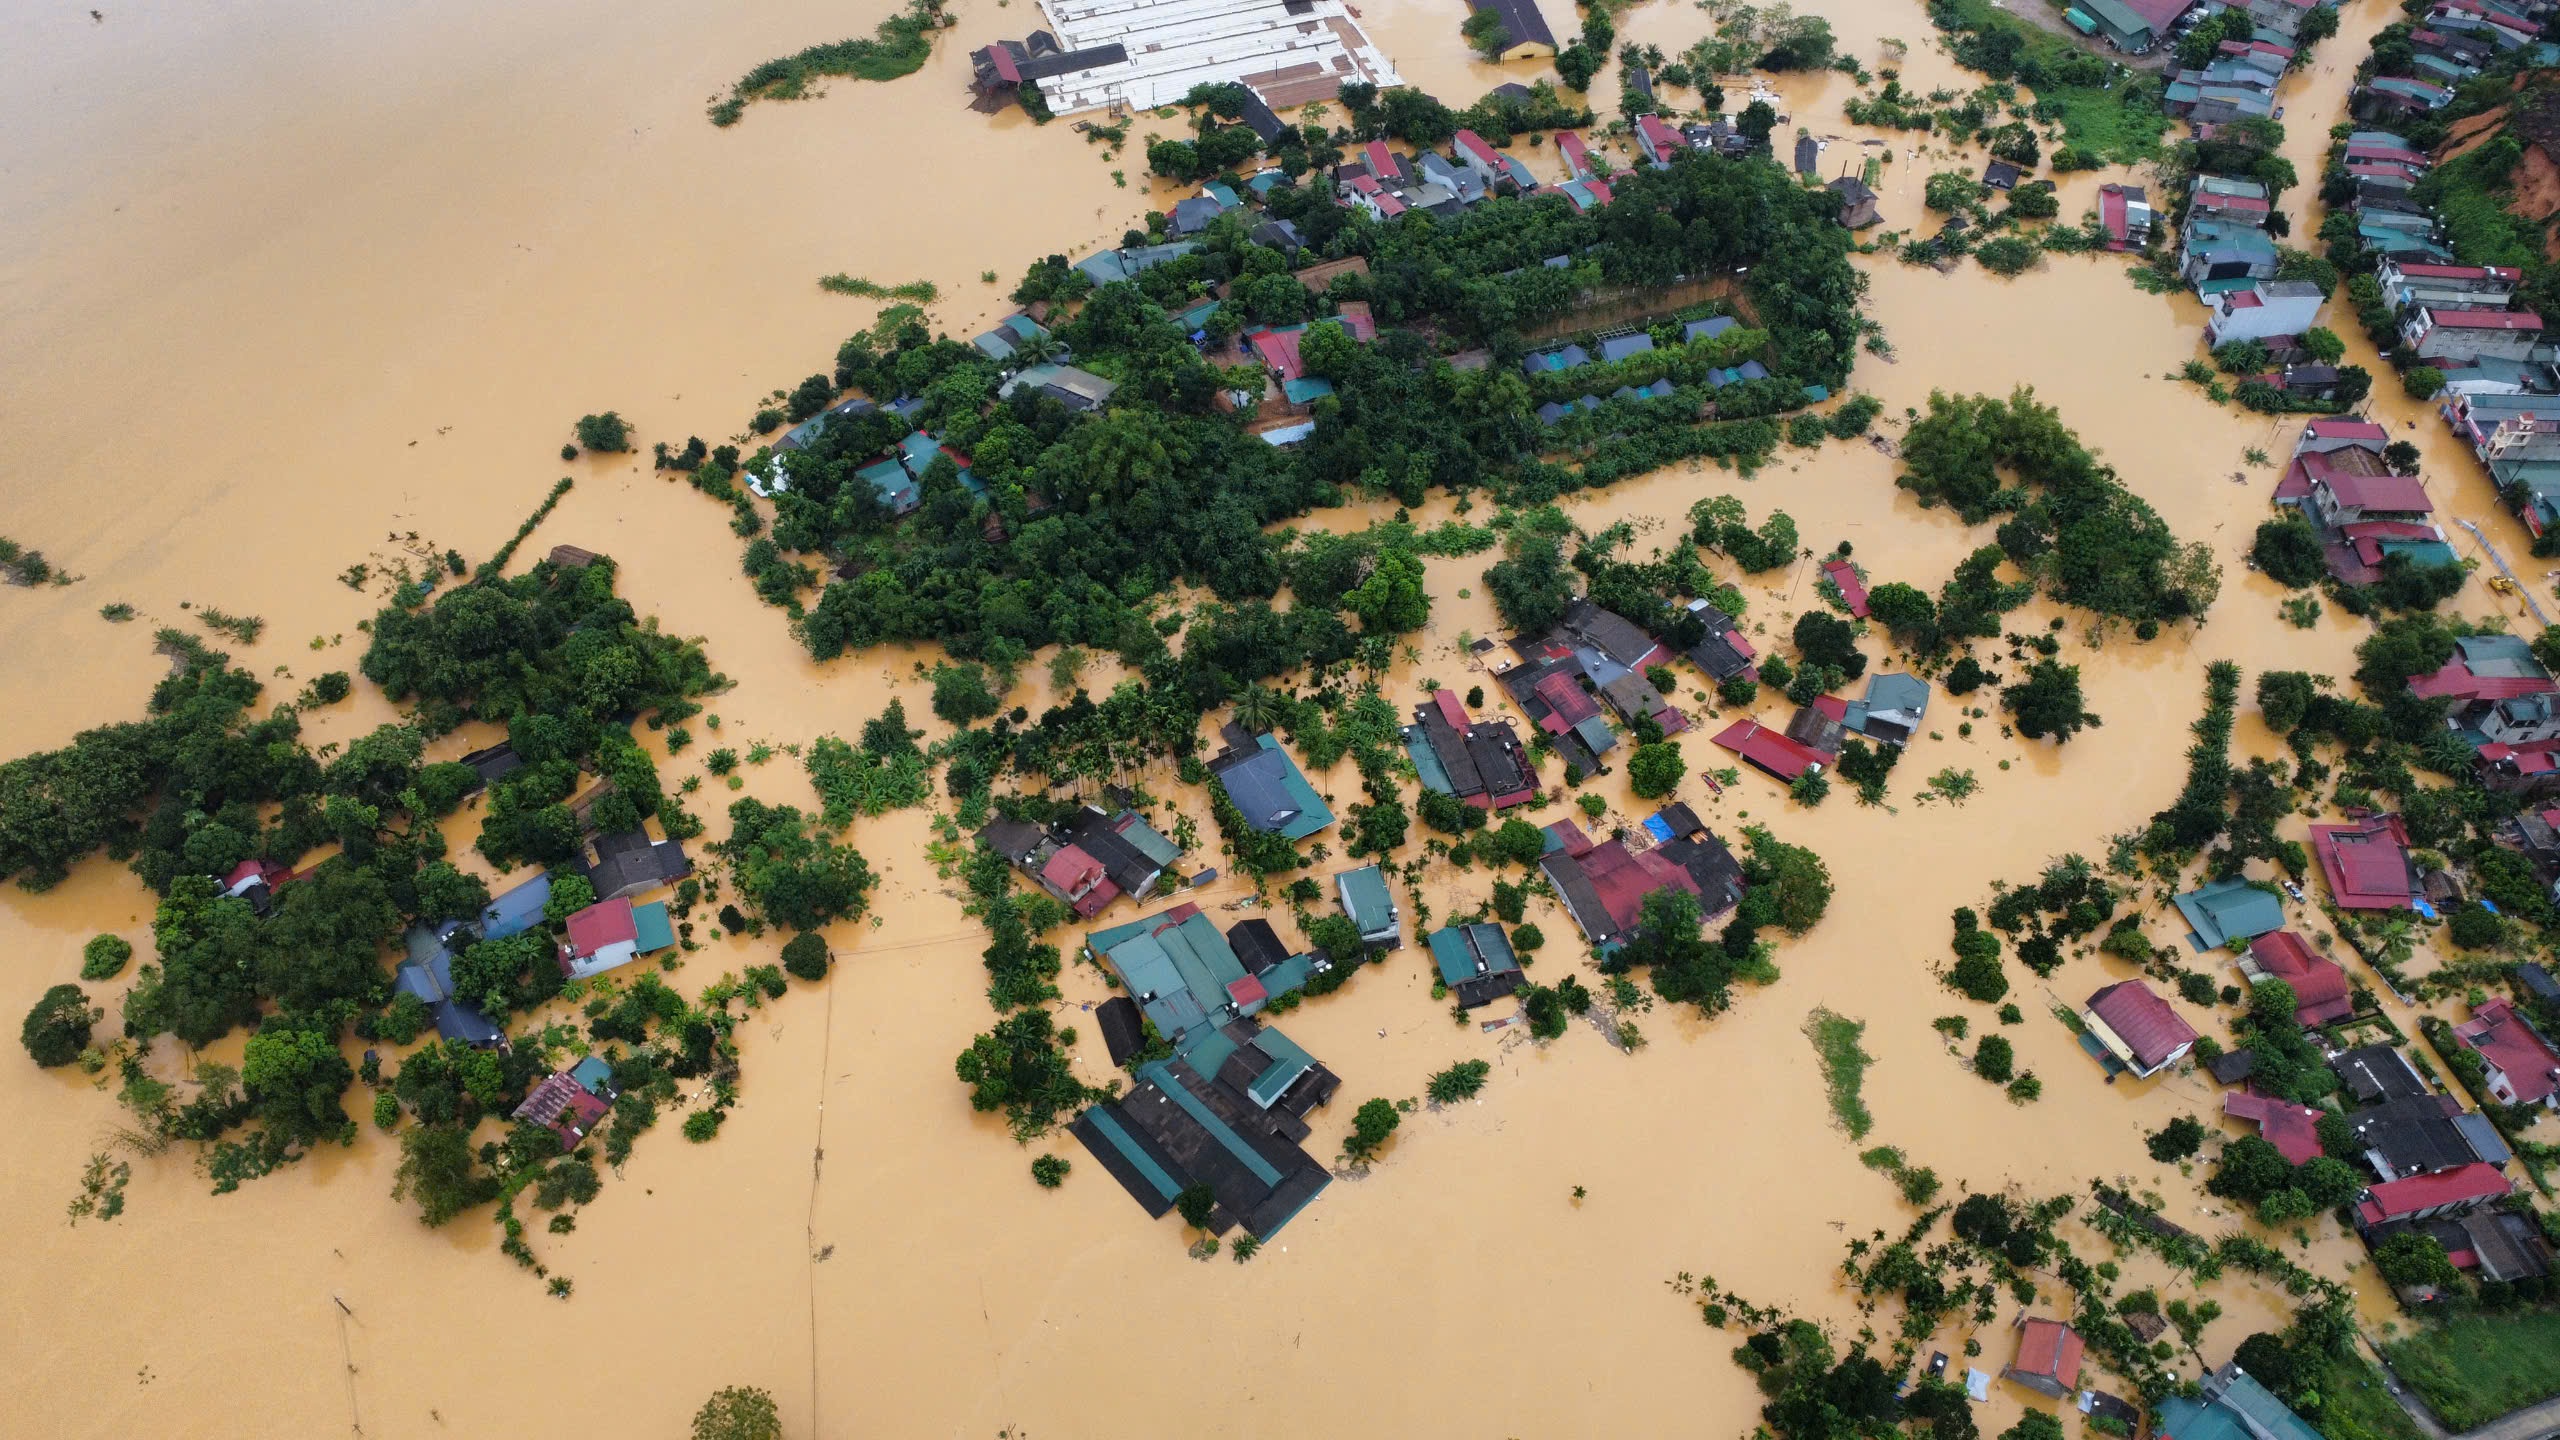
[0, 0, 2509, 1434]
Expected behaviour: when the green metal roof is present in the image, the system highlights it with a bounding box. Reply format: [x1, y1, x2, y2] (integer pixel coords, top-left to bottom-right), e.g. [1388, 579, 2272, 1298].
[2379, 539, 2460, 568]
[1337, 864, 1396, 935]
[1139, 1061, 1282, 1186]
[631, 901, 675, 953]
[1405, 723, 1459, 796]
[1427, 923, 1520, 987]
[1083, 1106, 1184, 1200]
[2157, 1371, 2323, 1440]
[2075, 0, 2153, 42]
[2064, 7, 2098, 33]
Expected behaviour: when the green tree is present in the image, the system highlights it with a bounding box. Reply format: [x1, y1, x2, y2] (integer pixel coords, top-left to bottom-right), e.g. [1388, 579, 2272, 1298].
[1461, 7, 1513, 58]
[544, 872, 599, 924]
[1628, 740, 1687, 798]
[392, 1123, 499, 1226]
[1427, 1059, 1492, 1103]
[1344, 547, 1431, 633]
[2000, 1412, 2067, 1440]
[1973, 1033, 2014, 1083]
[1925, 171, 1985, 212]
[1343, 1097, 1401, 1162]
[21, 983, 98, 1067]
[413, 862, 491, 924]
[80, 934, 133, 981]
[2250, 517, 2327, 588]
[782, 931, 832, 980]
[2301, 327, 2345, 364]
[2003, 660, 2094, 742]
[691, 1386, 783, 1440]
[2402, 366, 2444, 401]
[929, 662, 1003, 724]
[573, 412, 631, 452]
[1031, 1153, 1071, 1188]
[2147, 1115, 2207, 1162]
[2371, 1231, 2461, 1290]
[1175, 1182, 1217, 1229]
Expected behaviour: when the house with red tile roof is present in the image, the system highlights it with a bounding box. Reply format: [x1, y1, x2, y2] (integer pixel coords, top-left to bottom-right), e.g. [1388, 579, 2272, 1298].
[2453, 997, 2560, 1106]
[2226, 1090, 2326, 1165]
[2311, 813, 2417, 910]
[1635, 113, 1686, 165]
[2354, 1162, 2512, 1230]
[2001, 1318, 2085, 1399]
[1555, 128, 1593, 179]
[2477, 740, 2560, 798]
[1822, 559, 1870, 618]
[1538, 823, 1745, 951]
[2097, 184, 2152, 251]
[1454, 129, 1504, 185]
[2240, 931, 2354, 1026]
[2083, 980, 2199, 1078]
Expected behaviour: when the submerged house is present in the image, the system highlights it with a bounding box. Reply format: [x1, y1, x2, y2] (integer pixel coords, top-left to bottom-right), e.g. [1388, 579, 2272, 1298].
[2334, 1042, 2434, 1105]
[978, 805, 1181, 918]
[2226, 1090, 2326, 1165]
[557, 896, 675, 981]
[1463, 0, 1559, 59]
[1515, 599, 1685, 734]
[2354, 1163, 2513, 1232]
[576, 827, 693, 903]
[2346, 1093, 2507, 1179]
[2083, 980, 2200, 1078]
[2453, 997, 2560, 1107]
[2239, 931, 2354, 1027]
[2000, 1318, 2084, 1399]
[2155, 1363, 2325, 1440]
[477, 872, 552, 942]
[1682, 599, 1759, 683]
[1711, 716, 1830, 782]
[1206, 729, 1335, 841]
[1538, 808, 1745, 952]
[1074, 902, 1340, 1238]
[1429, 922, 1525, 1009]
[1404, 690, 1538, 810]
[2098, 184, 2153, 251]
[2311, 813, 2418, 910]
[1335, 863, 1403, 949]
[2411, 634, 2560, 747]
[1843, 672, 1930, 747]
[512, 1061, 615, 1151]
[2170, 876, 2285, 950]
[1828, 176, 1880, 229]
[393, 925, 506, 1049]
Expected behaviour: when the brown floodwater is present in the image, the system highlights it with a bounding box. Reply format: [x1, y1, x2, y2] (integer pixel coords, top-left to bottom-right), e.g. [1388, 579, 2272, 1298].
[0, 0, 2515, 1433]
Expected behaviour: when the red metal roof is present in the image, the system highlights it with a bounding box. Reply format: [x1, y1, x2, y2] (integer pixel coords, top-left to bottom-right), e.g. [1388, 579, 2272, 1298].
[2228, 290, 2265, 309]
[2247, 931, 2354, 1026]
[1455, 128, 1498, 164]
[1556, 130, 1591, 174]
[2085, 980, 2198, 1071]
[1585, 179, 1613, 205]
[2426, 308, 2543, 329]
[1822, 560, 1870, 616]
[1636, 114, 1682, 155]
[2356, 1163, 2512, 1225]
[2392, 261, 2521, 281]
[1544, 818, 1595, 857]
[1040, 845, 1106, 895]
[2314, 463, 2433, 514]
[1364, 140, 1396, 178]
[1533, 671, 1602, 727]
[1579, 837, 1702, 932]
[2225, 1090, 2326, 1165]
[1227, 974, 1268, 1008]
[2308, 417, 2391, 441]
[982, 46, 1022, 83]
[1432, 688, 1471, 730]
[1711, 718, 1827, 780]
[1249, 327, 1307, 381]
[564, 897, 637, 957]
[2454, 998, 2560, 1102]
[2012, 1319, 2085, 1387]
[2312, 816, 2415, 909]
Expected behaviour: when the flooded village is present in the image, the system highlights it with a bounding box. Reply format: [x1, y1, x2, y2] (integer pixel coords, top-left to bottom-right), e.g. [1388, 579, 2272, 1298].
[6, 0, 2560, 1436]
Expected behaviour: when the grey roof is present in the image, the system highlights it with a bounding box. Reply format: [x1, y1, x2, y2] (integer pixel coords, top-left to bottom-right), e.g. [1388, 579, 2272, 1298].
[1596, 333, 1655, 363]
[1684, 316, 1739, 343]
[2521, 961, 2560, 1003]
[581, 828, 692, 902]
[2350, 1094, 2478, 1178]
[478, 873, 552, 941]
[1210, 747, 1307, 832]
[1464, 0, 1557, 49]
[2453, 1110, 2513, 1168]
[2453, 633, 2547, 679]
[1170, 195, 1227, 236]
[2334, 1043, 2432, 1104]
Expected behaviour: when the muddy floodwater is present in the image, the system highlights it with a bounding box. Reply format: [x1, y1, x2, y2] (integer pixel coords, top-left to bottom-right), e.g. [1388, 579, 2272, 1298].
[0, 0, 2529, 1434]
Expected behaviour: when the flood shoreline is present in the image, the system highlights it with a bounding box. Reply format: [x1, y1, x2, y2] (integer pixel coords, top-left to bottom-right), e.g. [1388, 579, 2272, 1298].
[0, 0, 2543, 1435]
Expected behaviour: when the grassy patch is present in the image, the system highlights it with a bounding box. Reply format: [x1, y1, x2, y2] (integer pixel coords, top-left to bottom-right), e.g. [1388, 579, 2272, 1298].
[1930, 0, 2168, 163]
[1804, 1008, 1874, 1140]
[2384, 1310, 2560, 1431]
[709, 0, 946, 126]
[818, 275, 941, 303]
[2309, 1346, 2432, 1440]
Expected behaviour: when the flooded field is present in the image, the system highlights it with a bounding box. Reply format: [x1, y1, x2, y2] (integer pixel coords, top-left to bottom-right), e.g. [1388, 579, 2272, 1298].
[0, 0, 2533, 1434]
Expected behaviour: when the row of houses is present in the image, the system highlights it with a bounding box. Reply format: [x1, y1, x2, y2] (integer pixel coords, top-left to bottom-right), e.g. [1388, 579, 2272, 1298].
[2271, 416, 2457, 586]
[978, 804, 1185, 920]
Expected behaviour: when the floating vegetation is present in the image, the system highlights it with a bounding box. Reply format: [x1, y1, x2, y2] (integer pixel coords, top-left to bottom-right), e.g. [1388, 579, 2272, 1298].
[707, 0, 948, 126]
[818, 274, 940, 304]
[195, 607, 265, 644]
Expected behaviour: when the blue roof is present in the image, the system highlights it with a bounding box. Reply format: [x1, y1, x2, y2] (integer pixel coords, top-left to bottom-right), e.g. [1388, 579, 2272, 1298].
[1337, 864, 1397, 936]
[1211, 734, 1334, 839]
[570, 1055, 615, 1096]
[2173, 877, 2287, 950]
[1684, 316, 1739, 343]
[857, 456, 919, 514]
[1282, 376, 1336, 404]
[1426, 922, 1520, 987]
[632, 900, 675, 953]
[2156, 1371, 2323, 1440]
[1405, 723, 1458, 795]
[1596, 333, 1655, 363]
[481, 874, 553, 940]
